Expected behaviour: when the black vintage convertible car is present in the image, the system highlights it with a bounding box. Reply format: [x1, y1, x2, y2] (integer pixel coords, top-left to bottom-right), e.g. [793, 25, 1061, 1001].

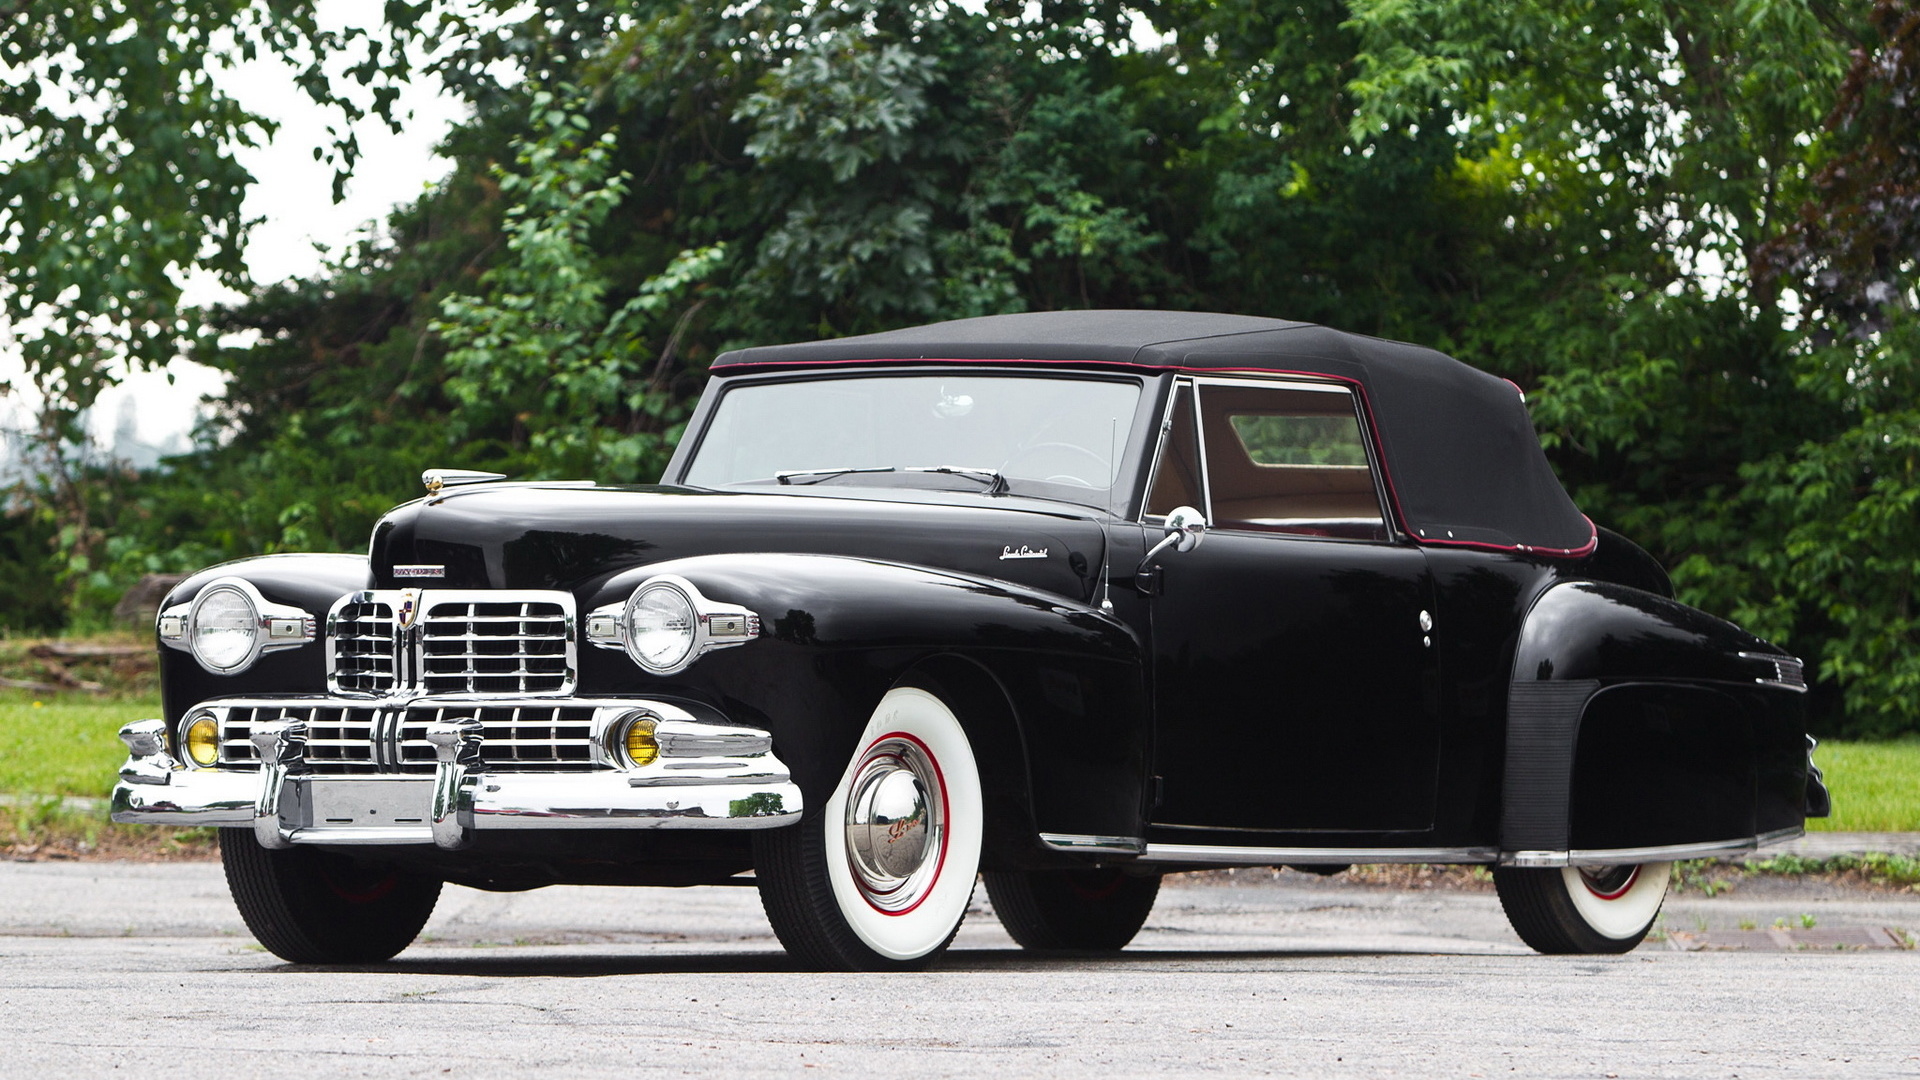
[113, 310, 1827, 968]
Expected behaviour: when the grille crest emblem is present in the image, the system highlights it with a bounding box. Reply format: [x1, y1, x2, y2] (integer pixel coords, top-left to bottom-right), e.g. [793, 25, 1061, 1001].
[397, 589, 420, 629]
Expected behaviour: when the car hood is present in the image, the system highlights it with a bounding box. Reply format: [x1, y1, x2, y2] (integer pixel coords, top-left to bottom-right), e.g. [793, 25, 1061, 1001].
[369, 483, 1113, 604]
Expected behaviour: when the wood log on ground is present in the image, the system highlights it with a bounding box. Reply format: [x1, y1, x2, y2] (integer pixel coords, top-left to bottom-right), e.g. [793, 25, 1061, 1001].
[30, 643, 149, 660]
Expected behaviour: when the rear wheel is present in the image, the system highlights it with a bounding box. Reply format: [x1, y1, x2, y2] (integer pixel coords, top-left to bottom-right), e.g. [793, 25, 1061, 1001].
[220, 829, 441, 963]
[984, 867, 1160, 951]
[755, 686, 983, 971]
[1494, 861, 1672, 954]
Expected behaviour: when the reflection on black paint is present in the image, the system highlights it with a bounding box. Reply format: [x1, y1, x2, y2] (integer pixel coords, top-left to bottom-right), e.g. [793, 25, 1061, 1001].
[773, 609, 818, 646]
[501, 531, 658, 590]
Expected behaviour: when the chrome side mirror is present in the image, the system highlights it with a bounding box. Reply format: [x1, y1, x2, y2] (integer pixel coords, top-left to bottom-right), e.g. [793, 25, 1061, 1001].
[1136, 505, 1207, 594]
[1162, 505, 1207, 553]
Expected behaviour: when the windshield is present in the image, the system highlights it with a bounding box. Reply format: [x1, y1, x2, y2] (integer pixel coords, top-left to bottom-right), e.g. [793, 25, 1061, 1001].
[682, 374, 1143, 508]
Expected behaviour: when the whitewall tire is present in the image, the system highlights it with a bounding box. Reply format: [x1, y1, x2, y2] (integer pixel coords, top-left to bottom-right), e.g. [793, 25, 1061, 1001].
[1495, 861, 1672, 954]
[755, 686, 983, 970]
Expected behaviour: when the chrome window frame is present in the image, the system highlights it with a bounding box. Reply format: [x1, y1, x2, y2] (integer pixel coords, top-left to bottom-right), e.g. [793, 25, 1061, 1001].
[1142, 374, 1401, 543]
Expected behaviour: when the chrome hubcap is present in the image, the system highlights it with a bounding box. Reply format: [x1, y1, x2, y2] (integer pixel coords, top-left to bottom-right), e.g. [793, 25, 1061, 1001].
[1578, 865, 1640, 900]
[843, 738, 944, 912]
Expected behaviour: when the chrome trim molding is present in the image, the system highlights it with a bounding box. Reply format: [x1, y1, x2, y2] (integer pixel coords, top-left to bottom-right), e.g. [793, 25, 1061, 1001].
[1138, 843, 1498, 866]
[1501, 827, 1808, 868]
[1739, 650, 1809, 693]
[1039, 832, 1146, 854]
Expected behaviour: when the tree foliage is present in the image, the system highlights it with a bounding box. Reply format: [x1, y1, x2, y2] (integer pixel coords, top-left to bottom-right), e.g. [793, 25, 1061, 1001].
[7, 0, 1919, 735]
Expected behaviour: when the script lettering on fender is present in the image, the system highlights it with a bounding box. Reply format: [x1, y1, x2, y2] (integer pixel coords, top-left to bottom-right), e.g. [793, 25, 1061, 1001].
[999, 545, 1049, 560]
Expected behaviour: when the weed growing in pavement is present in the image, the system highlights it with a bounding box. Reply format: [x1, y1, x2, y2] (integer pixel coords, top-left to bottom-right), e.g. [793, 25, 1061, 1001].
[1746, 852, 1920, 890]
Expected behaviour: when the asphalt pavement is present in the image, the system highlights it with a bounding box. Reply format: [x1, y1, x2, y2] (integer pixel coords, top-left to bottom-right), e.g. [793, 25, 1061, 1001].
[3, 857, 1916, 1078]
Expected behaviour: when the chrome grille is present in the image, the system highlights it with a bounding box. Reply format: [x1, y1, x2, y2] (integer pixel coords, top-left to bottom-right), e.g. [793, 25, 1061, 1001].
[398, 704, 598, 772]
[219, 703, 385, 773]
[211, 699, 602, 775]
[325, 589, 576, 697]
[420, 599, 572, 695]
[329, 600, 398, 695]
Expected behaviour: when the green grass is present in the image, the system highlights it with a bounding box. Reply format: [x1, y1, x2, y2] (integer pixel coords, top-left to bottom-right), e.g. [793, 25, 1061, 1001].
[0, 691, 159, 800]
[1808, 739, 1920, 832]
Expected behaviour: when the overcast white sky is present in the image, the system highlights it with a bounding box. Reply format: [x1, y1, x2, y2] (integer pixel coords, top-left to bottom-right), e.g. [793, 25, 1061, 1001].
[2, 0, 463, 468]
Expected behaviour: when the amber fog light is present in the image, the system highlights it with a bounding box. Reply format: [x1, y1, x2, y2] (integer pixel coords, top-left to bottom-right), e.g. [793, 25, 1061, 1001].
[182, 713, 220, 767]
[616, 713, 660, 768]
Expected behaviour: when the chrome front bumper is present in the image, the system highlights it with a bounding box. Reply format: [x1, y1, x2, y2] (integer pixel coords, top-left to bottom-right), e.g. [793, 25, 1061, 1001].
[110, 704, 803, 849]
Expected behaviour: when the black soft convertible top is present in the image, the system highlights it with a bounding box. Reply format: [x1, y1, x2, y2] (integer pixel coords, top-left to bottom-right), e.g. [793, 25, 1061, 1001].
[713, 311, 1595, 556]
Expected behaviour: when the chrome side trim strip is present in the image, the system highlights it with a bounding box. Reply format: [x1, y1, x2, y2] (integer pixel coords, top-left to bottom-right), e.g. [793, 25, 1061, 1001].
[1138, 843, 1498, 866]
[1040, 832, 1146, 855]
[1503, 828, 1810, 868]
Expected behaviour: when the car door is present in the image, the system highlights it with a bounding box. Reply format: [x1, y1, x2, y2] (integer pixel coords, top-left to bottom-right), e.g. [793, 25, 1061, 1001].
[1146, 377, 1442, 834]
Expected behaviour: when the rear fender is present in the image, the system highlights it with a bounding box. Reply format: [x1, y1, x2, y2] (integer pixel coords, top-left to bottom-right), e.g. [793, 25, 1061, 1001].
[1502, 580, 1808, 859]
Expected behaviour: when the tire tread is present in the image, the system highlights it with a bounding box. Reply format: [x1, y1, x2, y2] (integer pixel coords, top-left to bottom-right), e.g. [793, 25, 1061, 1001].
[984, 869, 1159, 952]
[220, 828, 440, 964]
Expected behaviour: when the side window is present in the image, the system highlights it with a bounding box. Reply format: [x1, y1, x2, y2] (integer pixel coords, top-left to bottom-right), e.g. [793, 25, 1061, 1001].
[1145, 383, 1201, 518]
[1197, 383, 1388, 540]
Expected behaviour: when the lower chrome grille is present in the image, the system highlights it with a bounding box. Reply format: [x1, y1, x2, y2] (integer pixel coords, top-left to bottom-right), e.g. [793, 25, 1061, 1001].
[220, 704, 386, 774]
[213, 699, 603, 774]
[399, 704, 597, 771]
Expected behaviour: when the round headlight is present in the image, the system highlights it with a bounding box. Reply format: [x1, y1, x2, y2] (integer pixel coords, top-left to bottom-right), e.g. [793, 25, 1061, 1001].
[625, 583, 696, 673]
[190, 585, 261, 673]
[182, 713, 221, 767]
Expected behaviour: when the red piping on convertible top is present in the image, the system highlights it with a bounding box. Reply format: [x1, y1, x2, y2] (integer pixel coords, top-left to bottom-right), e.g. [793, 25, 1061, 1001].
[714, 355, 1601, 560]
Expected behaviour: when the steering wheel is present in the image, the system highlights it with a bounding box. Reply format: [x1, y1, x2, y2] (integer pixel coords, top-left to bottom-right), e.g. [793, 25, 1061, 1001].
[1000, 442, 1108, 488]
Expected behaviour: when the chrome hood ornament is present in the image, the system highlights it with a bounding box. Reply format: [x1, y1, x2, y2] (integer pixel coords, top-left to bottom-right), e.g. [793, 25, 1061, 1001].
[422, 468, 507, 494]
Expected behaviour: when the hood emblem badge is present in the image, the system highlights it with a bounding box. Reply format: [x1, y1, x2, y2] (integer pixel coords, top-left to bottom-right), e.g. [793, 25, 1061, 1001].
[1000, 545, 1049, 561]
[396, 589, 421, 629]
[394, 565, 446, 579]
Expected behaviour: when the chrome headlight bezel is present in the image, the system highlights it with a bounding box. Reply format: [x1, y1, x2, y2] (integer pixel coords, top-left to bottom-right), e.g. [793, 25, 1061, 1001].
[157, 576, 318, 676]
[586, 573, 761, 676]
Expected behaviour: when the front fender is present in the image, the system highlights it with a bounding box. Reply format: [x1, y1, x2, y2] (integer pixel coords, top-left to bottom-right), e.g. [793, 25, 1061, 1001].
[1501, 580, 1809, 856]
[158, 554, 373, 725]
[581, 553, 1150, 854]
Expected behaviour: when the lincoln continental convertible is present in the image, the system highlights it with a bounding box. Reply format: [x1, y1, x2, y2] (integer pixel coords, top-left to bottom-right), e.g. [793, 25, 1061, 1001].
[113, 310, 1828, 968]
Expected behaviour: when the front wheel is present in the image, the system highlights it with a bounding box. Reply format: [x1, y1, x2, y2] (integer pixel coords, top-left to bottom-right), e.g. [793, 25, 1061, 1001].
[754, 686, 984, 971]
[219, 829, 442, 963]
[1494, 862, 1672, 954]
[984, 867, 1161, 951]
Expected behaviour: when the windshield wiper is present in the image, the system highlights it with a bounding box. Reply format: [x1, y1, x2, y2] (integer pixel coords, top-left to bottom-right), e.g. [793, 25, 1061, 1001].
[904, 466, 1008, 494]
[772, 464, 1008, 494]
[775, 466, 897, 485]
